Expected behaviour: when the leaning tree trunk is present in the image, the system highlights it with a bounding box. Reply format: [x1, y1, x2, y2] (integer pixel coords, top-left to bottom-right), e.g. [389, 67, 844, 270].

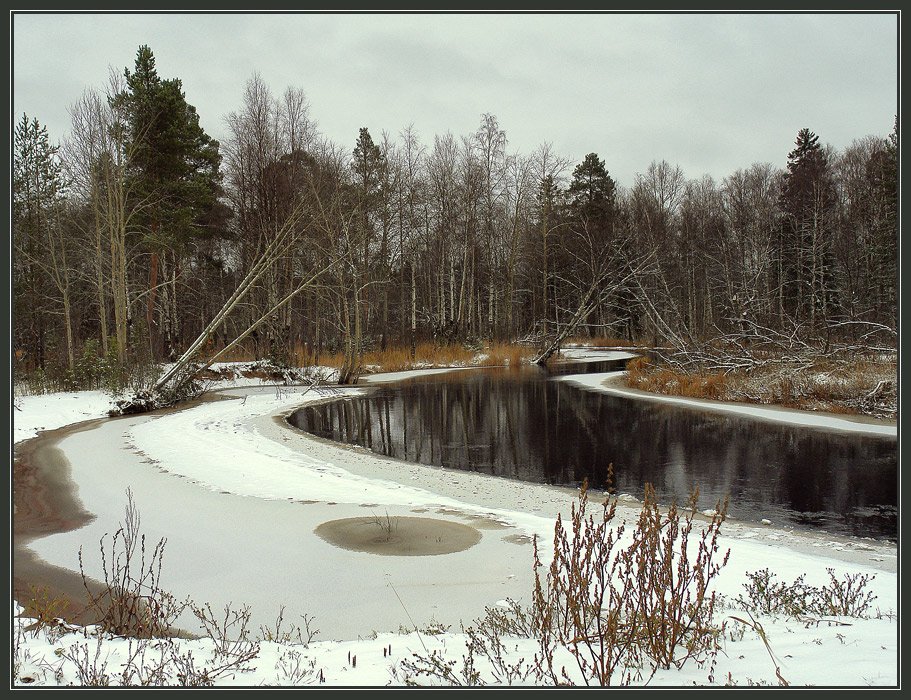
[533, 279, 601, 366]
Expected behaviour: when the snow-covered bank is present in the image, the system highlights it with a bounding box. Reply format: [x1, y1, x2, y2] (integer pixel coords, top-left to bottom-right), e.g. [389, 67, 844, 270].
[557, 371, 897, 437]
[12, 380, 899, 686]
[12, 391, 114, 444]
[557, 347, 640, 363]
[12, 598, 898, 687]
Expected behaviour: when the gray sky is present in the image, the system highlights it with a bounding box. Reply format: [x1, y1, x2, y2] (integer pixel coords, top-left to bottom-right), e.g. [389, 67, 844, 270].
[12, 12, 898, 187]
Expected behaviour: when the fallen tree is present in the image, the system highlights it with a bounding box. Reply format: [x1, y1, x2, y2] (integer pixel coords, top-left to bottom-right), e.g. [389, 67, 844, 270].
[533, 227, 653, 366]
[111, 174, 348, 414]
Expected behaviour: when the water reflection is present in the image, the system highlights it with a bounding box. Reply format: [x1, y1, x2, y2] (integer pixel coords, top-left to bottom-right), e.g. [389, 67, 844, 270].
[288, 363, 897, 540]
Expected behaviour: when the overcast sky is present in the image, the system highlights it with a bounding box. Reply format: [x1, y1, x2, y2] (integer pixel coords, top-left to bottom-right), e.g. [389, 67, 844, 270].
[12, 12, 898, 188]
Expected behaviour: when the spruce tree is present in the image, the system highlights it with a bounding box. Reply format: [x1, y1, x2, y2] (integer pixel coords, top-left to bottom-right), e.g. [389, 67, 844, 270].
[778, 128, 837, 330]
[13, 114, 65, 369]
[566, 152, 616, 227]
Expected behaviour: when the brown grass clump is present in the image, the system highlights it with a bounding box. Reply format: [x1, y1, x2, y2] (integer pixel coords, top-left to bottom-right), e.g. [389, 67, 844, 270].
[626, 357, 728, 401]
[624, 355, 896, 419]
[22, 586, 72, 634]
[484, 342, 534, 369]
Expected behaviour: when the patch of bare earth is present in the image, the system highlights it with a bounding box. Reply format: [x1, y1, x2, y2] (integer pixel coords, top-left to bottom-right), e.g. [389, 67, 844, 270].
[313, 516, 482, 556]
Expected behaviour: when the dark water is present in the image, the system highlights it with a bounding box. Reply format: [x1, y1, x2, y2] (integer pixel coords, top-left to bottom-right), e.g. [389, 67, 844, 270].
[287, 358, 897, 540]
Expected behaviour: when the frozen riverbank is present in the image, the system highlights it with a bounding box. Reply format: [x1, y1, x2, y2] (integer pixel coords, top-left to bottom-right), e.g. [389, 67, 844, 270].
[11, 376, 898, 686]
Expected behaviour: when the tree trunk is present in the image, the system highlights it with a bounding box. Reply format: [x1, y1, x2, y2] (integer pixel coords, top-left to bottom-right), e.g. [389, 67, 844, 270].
[147, 247, 159, 360]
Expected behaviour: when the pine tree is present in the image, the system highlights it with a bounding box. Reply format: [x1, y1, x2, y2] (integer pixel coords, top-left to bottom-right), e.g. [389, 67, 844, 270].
[114, 45, 225, 359]
[566, 152, 616, 227]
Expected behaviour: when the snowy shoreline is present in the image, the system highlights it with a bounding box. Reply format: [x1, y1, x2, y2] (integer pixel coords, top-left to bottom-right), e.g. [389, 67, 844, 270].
[556, 370, 897, 437]
[11, 370, 899, 686]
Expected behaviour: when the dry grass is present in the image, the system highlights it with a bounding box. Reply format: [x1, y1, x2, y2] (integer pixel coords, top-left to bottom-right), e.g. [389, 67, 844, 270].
[207, 341, 256, 364]
[290, 342, 534, 374]
[626, 357, 728, 401]
[625, 356, 897, 419]
[208, 338, 535, 375]
[483, 342, 535, 370]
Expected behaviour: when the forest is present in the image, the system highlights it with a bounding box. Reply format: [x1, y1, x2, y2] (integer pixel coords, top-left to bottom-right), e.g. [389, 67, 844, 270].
[13, 45, 898, 396]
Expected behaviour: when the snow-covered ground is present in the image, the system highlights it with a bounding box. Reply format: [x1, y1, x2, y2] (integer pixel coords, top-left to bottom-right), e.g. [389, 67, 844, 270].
[11, 368, 899, 687]
[12, 390, 115, 443]
[557, 347, 640, 363]
[558, 371, 897, 437]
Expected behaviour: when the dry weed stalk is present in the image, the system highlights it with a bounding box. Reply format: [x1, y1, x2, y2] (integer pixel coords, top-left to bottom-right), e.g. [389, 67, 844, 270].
[79, 489, 186, 638]
[531, 480, 729, 685]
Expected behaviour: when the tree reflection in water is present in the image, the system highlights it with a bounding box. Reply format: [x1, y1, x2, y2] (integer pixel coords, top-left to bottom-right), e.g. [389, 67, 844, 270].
[288, 364, 896, 541]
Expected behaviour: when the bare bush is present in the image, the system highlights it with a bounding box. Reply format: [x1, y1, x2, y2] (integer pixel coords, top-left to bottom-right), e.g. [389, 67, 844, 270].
[274, 648, 323, 685]
[79, 488, 186, 638]
[814, 569, 877, 617]
[259, 605, 319, 646]
[401, 482, 730, 686]
[532, 482, 729, 685]
[116, 638, 175, 686]
[61, 637, 112, 687]
[739, 567, 877, 620]
[191, 602, 260, 664]
[622, 484, 729, 671]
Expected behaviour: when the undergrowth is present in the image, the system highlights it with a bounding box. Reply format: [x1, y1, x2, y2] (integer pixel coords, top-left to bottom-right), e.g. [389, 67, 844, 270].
[399, 481, 731, 686]
[738, 568, 877, 619]
[625, 356, 896, 418]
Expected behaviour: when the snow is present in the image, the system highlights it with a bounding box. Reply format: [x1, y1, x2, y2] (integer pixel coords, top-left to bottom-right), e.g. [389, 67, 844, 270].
[12, 390, 114, 444]
[557, 347, 640, 363]
[11, 603, 899, 686]
[360, 367, 474, 383]
[11, 377, 899, 687]
[557, 371, 897, 437]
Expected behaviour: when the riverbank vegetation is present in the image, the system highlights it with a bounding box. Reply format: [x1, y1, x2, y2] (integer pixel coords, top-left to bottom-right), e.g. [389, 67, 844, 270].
[13, 484, 890, 687]
[624, 352, 896, 420]
[14, 44, 896, 405]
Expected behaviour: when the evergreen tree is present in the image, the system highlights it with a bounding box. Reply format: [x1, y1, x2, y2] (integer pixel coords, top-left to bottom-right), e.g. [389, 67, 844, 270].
[778, 128, 838, 329]
[566, 152, 616, 227]
[117, 45, 223, 248]
[13, 114, 65, 369]
[351, 127, 386, 234]
[562, 153, 622, 338]
[114, 45, 226, 359]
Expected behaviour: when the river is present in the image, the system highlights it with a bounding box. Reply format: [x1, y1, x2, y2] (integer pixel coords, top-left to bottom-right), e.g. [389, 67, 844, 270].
[288, 357, 897, 540]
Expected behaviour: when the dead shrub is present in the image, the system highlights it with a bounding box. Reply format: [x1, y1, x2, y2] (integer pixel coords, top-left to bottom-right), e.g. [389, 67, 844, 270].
[401, 482, 730, 686]
[739, 567, 877, 620]
[22, 586, 72, 638]
[79, 488, 186, 638]
[532, 481, 729, 685]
